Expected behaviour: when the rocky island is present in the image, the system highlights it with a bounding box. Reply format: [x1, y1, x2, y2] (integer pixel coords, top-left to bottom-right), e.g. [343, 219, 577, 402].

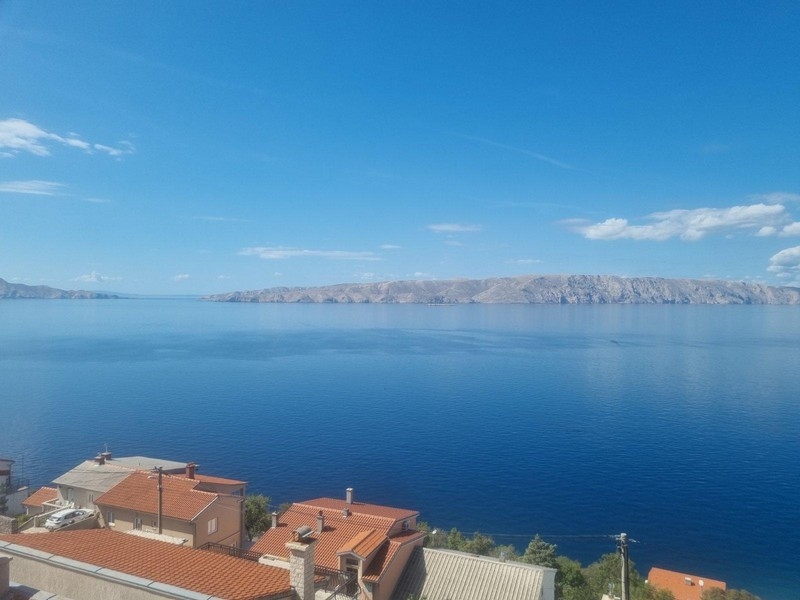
[0, 278, 118, 299]
[204, 274, 800, 305]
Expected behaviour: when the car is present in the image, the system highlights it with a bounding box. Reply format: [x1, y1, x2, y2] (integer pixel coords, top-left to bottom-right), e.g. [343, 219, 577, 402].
[44, 508, 94, 531]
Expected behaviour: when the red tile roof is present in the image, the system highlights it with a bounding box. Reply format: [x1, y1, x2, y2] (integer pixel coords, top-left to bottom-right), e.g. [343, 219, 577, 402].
[299, 497, 418, 521]
[0, 529, 291, 600]
[21, 486, 58, 508]
[362, 530, 426, 583]
[337, 528, 387, 559]
[648, 567, 726, 600]
[95, 470, 219, 521]
[192, 473, 247, 485]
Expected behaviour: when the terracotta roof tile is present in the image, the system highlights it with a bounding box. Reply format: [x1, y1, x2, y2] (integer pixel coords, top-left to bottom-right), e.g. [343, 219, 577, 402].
[362, 530, 426, 583]
[95, 470, 218, 521]
[192, 473, 247, 485]
[337, 529, 387, 559]
[300, 497, 418, 521]
[21, 486, 58, 508]
[0, 529, 291, 600]
[648, 567, 726, 600]
[251, 504, 394, 571]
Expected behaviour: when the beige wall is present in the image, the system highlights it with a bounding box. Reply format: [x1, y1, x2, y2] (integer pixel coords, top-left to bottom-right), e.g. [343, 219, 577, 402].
[192, 495, 243, 548]
[98, 506, 196, 545]
[1, 549, 176, 600]
[97, 495, 243, 548]
[386, 516, 417, 537]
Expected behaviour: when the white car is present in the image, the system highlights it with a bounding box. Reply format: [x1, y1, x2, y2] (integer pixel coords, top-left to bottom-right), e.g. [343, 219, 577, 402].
[44, 508, 94, 531]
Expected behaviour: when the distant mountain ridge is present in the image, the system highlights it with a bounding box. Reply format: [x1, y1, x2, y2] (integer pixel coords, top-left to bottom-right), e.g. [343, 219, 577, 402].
[0, 278, 118, 299]
[204, 275, 800, 305]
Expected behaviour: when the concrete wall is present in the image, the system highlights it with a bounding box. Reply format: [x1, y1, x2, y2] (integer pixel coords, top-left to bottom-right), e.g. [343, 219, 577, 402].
[0, 547, 185, 600]
[192, 496, 243, 548]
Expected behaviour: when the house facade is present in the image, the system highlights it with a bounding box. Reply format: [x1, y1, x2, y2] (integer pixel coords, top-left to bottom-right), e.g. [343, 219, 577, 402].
[95, 470, 244, 548]
[252, 488, 426, 600]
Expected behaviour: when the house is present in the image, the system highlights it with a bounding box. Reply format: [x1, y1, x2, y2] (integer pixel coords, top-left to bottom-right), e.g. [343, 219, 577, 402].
[390, 546, 557, 600]
[647, 567, 726, 600]
[95, 470, 245, 548]
[251, 488, 426, 600]
[0, 458, 30, 517]
[20, 486, 58, 516]
[0, 528, 299, 600]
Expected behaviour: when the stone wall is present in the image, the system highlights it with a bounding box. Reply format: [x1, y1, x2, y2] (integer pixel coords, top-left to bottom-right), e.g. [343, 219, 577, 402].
[0, 515, 17, 534]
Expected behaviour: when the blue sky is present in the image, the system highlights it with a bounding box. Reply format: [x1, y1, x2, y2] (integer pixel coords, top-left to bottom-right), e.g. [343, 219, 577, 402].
[1, 1, 799, 295]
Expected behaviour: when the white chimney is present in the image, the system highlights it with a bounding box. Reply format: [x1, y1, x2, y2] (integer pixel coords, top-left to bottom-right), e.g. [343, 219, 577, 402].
[346, 487, 353, 504]
[271, 512, 278, 529]
[316, 510, 325, 533]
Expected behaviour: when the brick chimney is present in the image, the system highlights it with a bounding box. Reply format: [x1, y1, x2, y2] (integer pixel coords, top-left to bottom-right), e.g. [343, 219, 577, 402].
[271, 512, 279, 529]
[316, 510, 325, 533]
[185, 462, 196, 479]
[346, 487, 353, 504]
[286, 538, 316, 600]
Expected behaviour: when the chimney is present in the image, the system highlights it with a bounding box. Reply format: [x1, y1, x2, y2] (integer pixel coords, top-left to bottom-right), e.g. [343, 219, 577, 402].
[185, 462, 196, 479]
[94, 454, 105, 465]
[271, 512, 278, 529]
[316, 510, 325, 533]
[100, 450, 112, 462]
[346, 487, 353, 504]
[286, 536, 316, 600]
[0, 556, 10, 597]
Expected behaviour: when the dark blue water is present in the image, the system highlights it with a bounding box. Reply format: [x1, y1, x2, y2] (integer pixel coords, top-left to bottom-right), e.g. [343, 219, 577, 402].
[1, 300, 798, 599]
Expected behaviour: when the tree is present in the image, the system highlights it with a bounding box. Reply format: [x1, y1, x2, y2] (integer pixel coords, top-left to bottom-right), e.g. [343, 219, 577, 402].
[0, 484, 8, 515]
[244, 494, 272, 541]
[463, 532, 496, 556]
[520, 534, 558, 568]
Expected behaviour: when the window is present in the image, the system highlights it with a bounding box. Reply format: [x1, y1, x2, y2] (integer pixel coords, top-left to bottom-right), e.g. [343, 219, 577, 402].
[134, 517, 143, 530]
[107, 511, 115, 525]
[207, 517, 218, 535]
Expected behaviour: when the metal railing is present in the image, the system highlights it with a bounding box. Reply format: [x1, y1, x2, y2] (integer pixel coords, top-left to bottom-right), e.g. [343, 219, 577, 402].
[315, 566, 359, 600]
[198, 541, 263, 562]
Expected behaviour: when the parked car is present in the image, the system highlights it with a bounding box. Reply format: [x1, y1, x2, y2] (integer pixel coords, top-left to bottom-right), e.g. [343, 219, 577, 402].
[44, 508, 94, 531]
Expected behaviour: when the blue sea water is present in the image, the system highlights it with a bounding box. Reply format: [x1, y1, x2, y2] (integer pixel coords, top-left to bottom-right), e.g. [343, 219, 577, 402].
[1, 300, 798, 599]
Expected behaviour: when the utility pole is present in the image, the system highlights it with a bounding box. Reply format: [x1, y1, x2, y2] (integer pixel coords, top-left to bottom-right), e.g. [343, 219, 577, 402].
[155, 466, 163, 534]
[619, 533, 630, 600]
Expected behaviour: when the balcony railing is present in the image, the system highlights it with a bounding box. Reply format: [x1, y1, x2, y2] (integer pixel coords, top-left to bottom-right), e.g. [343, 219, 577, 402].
[198, 541, 264, 562]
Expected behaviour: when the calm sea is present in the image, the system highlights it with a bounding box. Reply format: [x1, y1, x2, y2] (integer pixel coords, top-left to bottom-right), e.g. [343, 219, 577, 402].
[1, 300, 798, 599]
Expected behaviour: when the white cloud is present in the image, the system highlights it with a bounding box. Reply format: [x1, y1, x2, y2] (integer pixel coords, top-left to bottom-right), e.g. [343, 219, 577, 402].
[577, 203, 786, 241]
[750, 192, 800, 205]
[0, 180, 65, 195]
[72, 271, 122, 283]
[413, 272, 434, 278]
[0, 118, 134, 158]
[239, 247, 380, 261]
[780, 222, 800, 237]
[768, 247, 800, 277]
[756, 226, 777, 237]
[217, 275, 231, 280]
[427, 223, 482, 233]
[507, 258, 542, 265]
[173, 274, 190, 281]
[380, 244, 401, 250]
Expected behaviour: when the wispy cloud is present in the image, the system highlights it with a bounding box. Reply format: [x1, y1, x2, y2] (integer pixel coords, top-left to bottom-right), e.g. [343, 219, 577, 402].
[427, 223, 482, 233]
[240, 247, 381, 261]
[506, 258, 542, 265]
[750, 192, 800, 205]
[574, 203, 788, 241]
[0, 180, 65, 195]
[72, 271, 122, 283]
[194, 215, 250, 223]
[173, 273, 191, 281]
[380, 244, 401, 250]
[0, 118, 134, 158]
[456, 133, 578, 171]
